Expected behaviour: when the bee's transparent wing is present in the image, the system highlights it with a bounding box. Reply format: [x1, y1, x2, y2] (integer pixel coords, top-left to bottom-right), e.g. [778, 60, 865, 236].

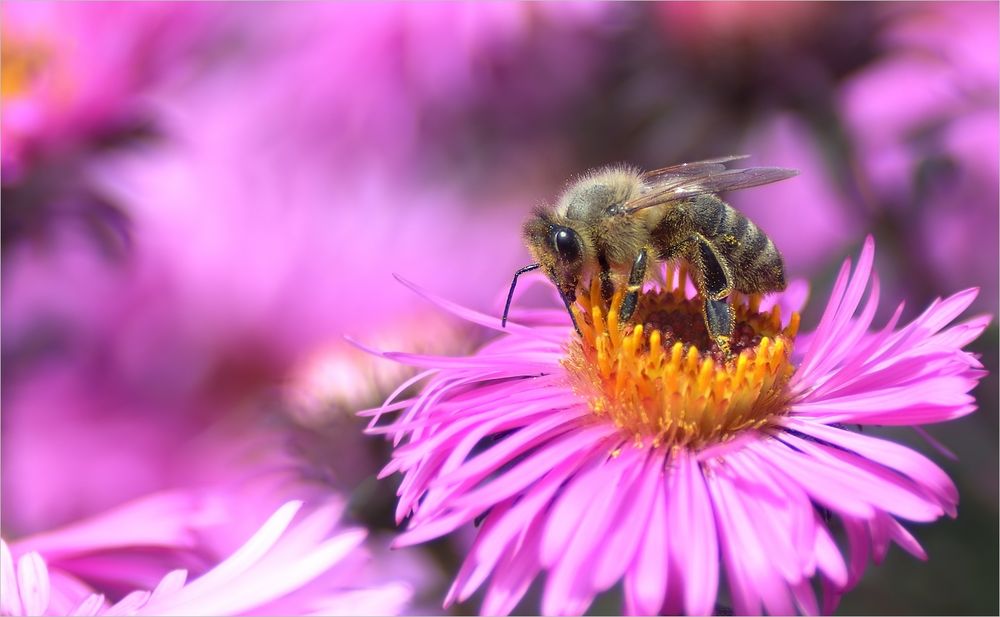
[627, 165, 798, 213]
[641, 155, 751, 180]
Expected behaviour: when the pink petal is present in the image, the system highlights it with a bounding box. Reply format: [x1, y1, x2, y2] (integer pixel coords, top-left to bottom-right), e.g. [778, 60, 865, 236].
[915, 288, 980, 335]
[791, 376, 977, 425]
[360, 369, 436, 425]
[396, 505, 484, 545]
[931, 314, 991, 350]
[812, 518, 849, 588]
[798, 301, 905, 397]
[404, 401, 583, 522]
[725, 454, 808, 585]
[841, 517, 872, 588]
[798, 236, 877, 381]
[540, 457, 607, 568]
[623, 464, 670, 616]
[421, 419, 571, 521]
[869, 514, 892, 564]
[17, 552, 50, 617]
[429, 407, 586, 491]
[105, 591, 151, 616]
[797, 253, 855, 379]
[884, 517, 927, 561]
[443, 501, 514, 607]
[144, 507, 366, 616]
[808, 349, 958, 402]
[44, 570, 97, 615]
[751, 440, 875, 520]
[137, 501, 304, 613]
[821, 577, 844, 615]
[790, 578, 819, 616]
[188, 530, 366, 615]
[448, 425, 616, 513]
[148, 569, 188, 603]
[310, 583, 412, 616]
[72, 594, 107, 617]
[542, 449, 637, 614]
[591, 449, 658, 591]
[472, 449, 593, 584]
[784, 419, 958, 514]
[706, 474, 761, 615]
[804, 271, 882, 384]
[868, 512, 927, 565]
[776, 434, 944, 521]
[911, 426, 958, 461]
[742, 449, 819, 575]
[711, 472, 795, 616]
[668, 452, 719, 616]
[429, 444, 596, 595]
[1, 541, 24, 616]
[13, 491, 215, 560]
[391, 274, 566, 343]
[481, 519, 545, 616]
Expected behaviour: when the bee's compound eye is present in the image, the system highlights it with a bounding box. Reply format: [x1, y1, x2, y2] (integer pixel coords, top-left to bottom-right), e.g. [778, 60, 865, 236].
[553, 227, 581, 262]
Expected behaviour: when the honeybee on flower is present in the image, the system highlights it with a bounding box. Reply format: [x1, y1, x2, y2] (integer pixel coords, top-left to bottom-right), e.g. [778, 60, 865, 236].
[504, 156, 796, 354]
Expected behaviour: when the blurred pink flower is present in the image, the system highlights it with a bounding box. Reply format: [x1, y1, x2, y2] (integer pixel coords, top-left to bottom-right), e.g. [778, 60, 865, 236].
[839, 2, 999, 305]
[3, 4, 606, 550]
[2, 497, 412, 616]
[187, 3, 608, 177]
[2, 354, 373, 540]
[655, 2, 829, 48]
[366, 238, 988, 615]
[734, 115, 862, 275]
[0, 2, 214, 181]
[3, 2, 609, 433]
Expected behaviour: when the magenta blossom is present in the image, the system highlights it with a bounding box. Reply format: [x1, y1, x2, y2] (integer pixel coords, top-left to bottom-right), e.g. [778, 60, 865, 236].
[733, 114, 862, 275]
[2, 492, 412, 616]
[839, 3, 999, 307]
[365, 237, 988, 615]
[0, 2, 215, 181]
[184, 3, 608, 177]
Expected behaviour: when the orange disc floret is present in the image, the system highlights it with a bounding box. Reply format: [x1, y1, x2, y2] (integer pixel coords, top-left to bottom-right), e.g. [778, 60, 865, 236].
[563, 267, 798, 449]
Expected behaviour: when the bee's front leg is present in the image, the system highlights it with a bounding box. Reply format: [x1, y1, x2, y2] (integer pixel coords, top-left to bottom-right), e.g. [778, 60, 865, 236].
[619, 249, 648, 322]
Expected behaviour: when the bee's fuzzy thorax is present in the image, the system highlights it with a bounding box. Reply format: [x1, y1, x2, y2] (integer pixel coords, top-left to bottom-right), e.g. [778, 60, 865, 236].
[555, 165, 644, 221]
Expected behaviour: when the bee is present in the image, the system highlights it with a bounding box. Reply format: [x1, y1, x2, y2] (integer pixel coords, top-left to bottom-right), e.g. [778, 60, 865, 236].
[501, 156, 797, 353]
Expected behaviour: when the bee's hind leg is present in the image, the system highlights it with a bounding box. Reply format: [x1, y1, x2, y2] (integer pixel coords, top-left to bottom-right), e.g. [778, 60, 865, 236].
[691, 234, 735, 355]
[704, 297, 734, 355]
[619, 249, 648, 322]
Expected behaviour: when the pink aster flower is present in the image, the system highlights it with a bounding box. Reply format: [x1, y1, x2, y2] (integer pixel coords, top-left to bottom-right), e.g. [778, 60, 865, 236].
[2, 492, 412, 616]
[732, 113, 862, 275]
[839, 2, 999, 307]
[0, 2, 215, 181]
[364, 236, 988, 615]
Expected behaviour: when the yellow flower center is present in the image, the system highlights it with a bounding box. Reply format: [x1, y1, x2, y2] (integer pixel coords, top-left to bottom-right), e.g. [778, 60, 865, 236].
[1, 36, 50, 99]
[563, 265, 799, 449]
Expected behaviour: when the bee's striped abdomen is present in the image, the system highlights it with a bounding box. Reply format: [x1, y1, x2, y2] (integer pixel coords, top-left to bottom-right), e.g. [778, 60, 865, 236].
[691, 195, 786, 294]
[725, 209, 785, 293]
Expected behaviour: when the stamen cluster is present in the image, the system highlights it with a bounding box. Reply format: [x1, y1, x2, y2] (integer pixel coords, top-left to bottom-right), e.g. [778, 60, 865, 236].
[565, 267, 799, 448]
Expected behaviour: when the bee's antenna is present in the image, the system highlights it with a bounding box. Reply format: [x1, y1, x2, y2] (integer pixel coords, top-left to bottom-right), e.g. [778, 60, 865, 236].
[502, 263, 540, 327]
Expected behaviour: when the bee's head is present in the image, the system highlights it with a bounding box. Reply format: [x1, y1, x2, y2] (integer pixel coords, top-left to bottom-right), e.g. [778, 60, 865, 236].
[521, 210, 585, 302]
